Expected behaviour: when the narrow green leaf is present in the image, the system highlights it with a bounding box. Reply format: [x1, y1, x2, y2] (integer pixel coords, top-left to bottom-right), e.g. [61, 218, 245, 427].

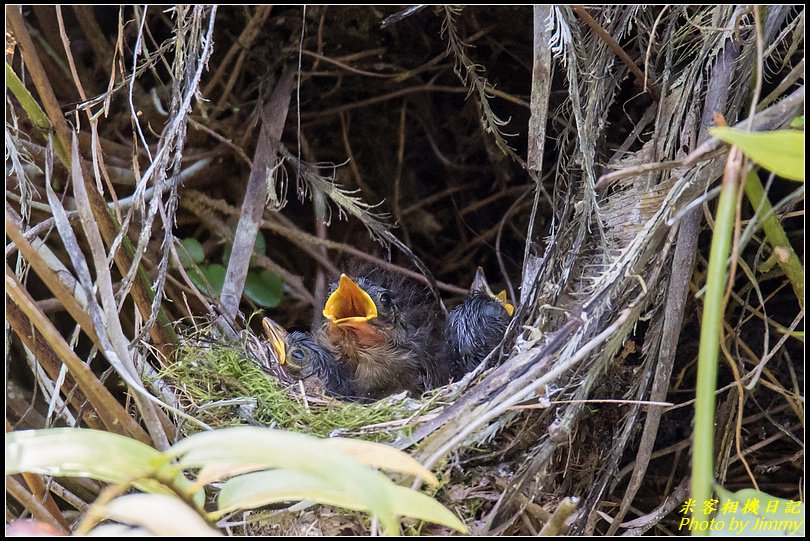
[243, 270, 284, 308]
[217, 470, 351, 514]
[193, 463, 267, 490]
[709, 127, 804, 181]
[691, 151, 739, 532]
[5, 429, 200, 502]
[6, 62, 69, 166]
[387, 484, 467, 533]
[744, 170, 804, 307]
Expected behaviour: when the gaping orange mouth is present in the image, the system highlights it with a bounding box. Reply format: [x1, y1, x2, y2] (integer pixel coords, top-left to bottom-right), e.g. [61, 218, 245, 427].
[322, 274, 378, 328]
[261, 317, 288, 364]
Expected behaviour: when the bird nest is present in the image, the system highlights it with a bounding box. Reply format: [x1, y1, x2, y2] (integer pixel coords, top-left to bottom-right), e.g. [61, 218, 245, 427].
[161, 322, 459, 444]
[161, 323, 480, 535]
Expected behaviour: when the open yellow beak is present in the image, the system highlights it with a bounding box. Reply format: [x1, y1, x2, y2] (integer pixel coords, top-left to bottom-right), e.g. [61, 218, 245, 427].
[496, 290, 515, 317]
[261, 317, 288, 365]
[323, 274, 378, 326]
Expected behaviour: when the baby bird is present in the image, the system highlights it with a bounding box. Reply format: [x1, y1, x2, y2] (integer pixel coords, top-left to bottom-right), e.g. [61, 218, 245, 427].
[444, 267, 514, 380]
[318, 267, 444, 399]
[262, 317, 355, 398]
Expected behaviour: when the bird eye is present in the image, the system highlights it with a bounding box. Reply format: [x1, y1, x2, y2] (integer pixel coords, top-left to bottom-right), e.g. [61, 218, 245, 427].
[379, 292, 392, 308]
[291, 349, 305, 361]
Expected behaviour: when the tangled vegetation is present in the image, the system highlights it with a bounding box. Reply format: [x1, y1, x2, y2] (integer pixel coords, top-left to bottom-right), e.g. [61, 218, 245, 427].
[6, 5, 804, 536]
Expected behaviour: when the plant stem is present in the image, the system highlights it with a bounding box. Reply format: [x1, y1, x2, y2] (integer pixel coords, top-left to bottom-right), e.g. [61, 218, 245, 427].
[691, 148, 741, 533]
[743, 170, 804, 308]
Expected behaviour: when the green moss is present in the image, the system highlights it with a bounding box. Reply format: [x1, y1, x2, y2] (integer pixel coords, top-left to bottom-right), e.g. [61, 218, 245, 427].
[159, 338, 428, 442]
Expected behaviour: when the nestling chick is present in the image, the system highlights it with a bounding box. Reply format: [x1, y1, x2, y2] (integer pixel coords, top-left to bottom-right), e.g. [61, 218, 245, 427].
[444, 267, 514, 380]
[318, 267, 444, 399]
[262, 317, 355, 398]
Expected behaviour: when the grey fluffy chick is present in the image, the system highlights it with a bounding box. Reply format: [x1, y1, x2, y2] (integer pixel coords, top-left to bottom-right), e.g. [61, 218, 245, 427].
[443, 268, 514, 380]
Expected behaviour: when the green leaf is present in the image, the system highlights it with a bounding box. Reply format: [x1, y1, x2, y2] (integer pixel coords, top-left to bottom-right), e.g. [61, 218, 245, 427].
[200, 264, 227, 296]
[167, 427, 400, 534]
[92, 494, 221, 536]
[5, 428, 164, 482]
[178, 238, 205, 267]
[254, 231, 267, 258]
[708, 486, 804, 536]
[6, 429, 203, 504]
[243, 270, 284, 308]
[217, 470, 467, 533]
[790, 115, 804, 128]
[187, 267, 210, 296]
[217, 470, 352, 514]
[709, 127, 804, 182]
[386, 483, 467, 533]
[323, 438, 438, 486]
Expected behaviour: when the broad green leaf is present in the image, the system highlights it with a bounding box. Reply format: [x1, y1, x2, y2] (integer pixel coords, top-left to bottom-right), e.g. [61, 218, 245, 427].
[188, 266, 210, 295]
[187, 264, 226, 298]
[5, 428, 164, 482]
[708, 486, 805, 536]
[168, 427, 399, 534]
[323, 438, 438, 486]
[244, 270, 284, 308]
[96, 494, 221, 536]
[790, 115, 804, 128]
[201, 264, 227, 295]
[709, 127, 804, 181]
[254, 231, 267, 258]
[218, 470, 467, 533]
[178, 238, 205, 267]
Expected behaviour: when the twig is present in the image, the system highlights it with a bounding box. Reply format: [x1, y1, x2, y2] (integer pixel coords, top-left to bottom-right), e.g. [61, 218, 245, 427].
[220, 69, 295, 321]
[6, 267, 150, 443]
[183, 189, 469, 296]
[6, 477, 69, 534]
[572, 5, 661, 102]
[392, 101, 409, 246]
[301, 84, 528, 121]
